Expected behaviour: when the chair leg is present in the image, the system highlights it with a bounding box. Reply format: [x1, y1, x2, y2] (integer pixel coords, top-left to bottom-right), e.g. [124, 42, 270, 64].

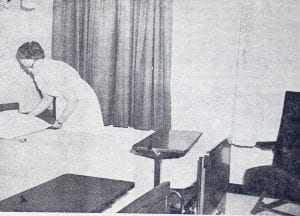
[263, 208, 297, 216]
[262, 200, 297, 216]
[251, 192, 297, 216]
[250, 191, 267, 214]
[263, 199, 289, 209]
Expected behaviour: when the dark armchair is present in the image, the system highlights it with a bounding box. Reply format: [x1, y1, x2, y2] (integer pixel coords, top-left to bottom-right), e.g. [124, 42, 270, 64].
[243, 91, 300, 215]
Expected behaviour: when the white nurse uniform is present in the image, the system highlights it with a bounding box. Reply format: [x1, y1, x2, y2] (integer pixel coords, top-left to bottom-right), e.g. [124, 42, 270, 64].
[33, 59, 104, 134]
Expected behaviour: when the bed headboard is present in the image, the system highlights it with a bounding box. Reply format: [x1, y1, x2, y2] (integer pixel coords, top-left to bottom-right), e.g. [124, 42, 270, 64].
[0, 103, 19, 112]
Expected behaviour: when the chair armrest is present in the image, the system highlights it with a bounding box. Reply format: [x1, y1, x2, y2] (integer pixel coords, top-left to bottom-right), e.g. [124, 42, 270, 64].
[255, 141, 277, 151]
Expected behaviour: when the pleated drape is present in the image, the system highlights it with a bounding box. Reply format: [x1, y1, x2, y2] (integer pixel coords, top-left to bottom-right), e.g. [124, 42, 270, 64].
[52, 0, 172, 130]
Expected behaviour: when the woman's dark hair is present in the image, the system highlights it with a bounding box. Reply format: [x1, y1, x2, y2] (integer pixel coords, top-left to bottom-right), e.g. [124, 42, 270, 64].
[16, 41, 45, 60]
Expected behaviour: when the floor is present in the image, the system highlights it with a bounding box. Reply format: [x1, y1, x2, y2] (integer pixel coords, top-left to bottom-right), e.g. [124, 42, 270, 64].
[224, 193, 300, 215]
[230, 145, 274, 184]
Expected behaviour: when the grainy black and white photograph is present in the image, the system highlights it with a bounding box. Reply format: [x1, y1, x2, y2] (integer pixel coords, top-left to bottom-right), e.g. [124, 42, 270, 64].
[0, 0, 299, 215]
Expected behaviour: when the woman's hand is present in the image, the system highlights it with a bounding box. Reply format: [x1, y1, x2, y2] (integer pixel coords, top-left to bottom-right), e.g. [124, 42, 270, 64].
[19, 111, 30, 115]
[19, 112, 35, 117]
[51, 120, 63, 129]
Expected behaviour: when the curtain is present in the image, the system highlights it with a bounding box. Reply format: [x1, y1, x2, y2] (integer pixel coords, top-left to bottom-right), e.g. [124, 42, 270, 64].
[52, 0, 172, 130]
[52, 0, 95, 83]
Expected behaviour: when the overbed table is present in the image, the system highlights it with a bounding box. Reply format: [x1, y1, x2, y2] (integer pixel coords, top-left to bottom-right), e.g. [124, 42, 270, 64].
[132, 129, 202, 186]
[0, 174, 134, 212]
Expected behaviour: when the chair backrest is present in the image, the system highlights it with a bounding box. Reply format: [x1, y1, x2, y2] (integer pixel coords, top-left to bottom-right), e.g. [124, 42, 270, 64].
[118, 182, 170, 214]
[273, 91, 300, 178]
[0, 103, 19, 112]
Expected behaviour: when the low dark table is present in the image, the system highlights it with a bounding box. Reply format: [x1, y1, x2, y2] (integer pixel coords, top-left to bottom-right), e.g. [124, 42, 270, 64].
[0, 174, 134, 212]
[132, 129, 202, 186]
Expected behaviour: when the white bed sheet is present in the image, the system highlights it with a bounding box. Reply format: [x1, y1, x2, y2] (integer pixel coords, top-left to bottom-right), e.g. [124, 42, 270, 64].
[0, 127, 151, 200]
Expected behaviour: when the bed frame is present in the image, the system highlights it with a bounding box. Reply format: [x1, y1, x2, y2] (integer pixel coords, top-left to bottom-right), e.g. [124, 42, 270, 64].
[198, 139, 231, 214]
[170, 139, 231, 214]
[0, 103, 19, 112]
[119, 138, 231, 214]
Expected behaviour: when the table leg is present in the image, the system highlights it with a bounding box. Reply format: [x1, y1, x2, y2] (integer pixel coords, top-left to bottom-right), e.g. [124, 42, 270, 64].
[154, 159, 162, 187]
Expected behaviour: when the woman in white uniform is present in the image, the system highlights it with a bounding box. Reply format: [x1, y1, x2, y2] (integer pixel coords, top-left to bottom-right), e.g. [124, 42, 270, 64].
[16, 41, 104, 134]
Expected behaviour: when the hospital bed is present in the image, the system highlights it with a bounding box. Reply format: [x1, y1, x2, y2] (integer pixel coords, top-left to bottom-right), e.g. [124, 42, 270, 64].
[0, 103, 231, 213]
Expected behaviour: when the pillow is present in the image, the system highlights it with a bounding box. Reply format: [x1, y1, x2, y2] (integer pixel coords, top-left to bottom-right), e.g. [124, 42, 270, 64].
[0, 111, 51, 139]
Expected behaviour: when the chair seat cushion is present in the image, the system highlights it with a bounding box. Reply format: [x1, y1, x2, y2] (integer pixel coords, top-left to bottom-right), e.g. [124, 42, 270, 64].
[243, 165, 300, 203]
[273, 144, 300, 178]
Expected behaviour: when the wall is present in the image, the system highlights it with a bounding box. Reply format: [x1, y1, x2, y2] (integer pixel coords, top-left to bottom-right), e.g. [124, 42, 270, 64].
[171, 0, 300, 146]
[3, 0, 298, 145]
[171, 0, 300, 184]
[232, 0, 300, 145]
[0, 1, 53, 112]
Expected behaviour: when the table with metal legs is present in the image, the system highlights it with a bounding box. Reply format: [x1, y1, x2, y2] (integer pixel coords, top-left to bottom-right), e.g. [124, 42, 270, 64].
[131, 129, 202, 187]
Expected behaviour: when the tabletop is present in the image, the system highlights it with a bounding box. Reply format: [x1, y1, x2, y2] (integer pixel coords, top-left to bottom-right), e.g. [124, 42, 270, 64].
[132, 129, 202, 159]
[0, 174, 134, 213]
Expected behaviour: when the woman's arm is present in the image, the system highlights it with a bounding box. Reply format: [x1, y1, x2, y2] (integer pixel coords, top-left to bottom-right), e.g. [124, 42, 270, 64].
[28, 95, 54, 116]
[56, 88, 79, 124]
